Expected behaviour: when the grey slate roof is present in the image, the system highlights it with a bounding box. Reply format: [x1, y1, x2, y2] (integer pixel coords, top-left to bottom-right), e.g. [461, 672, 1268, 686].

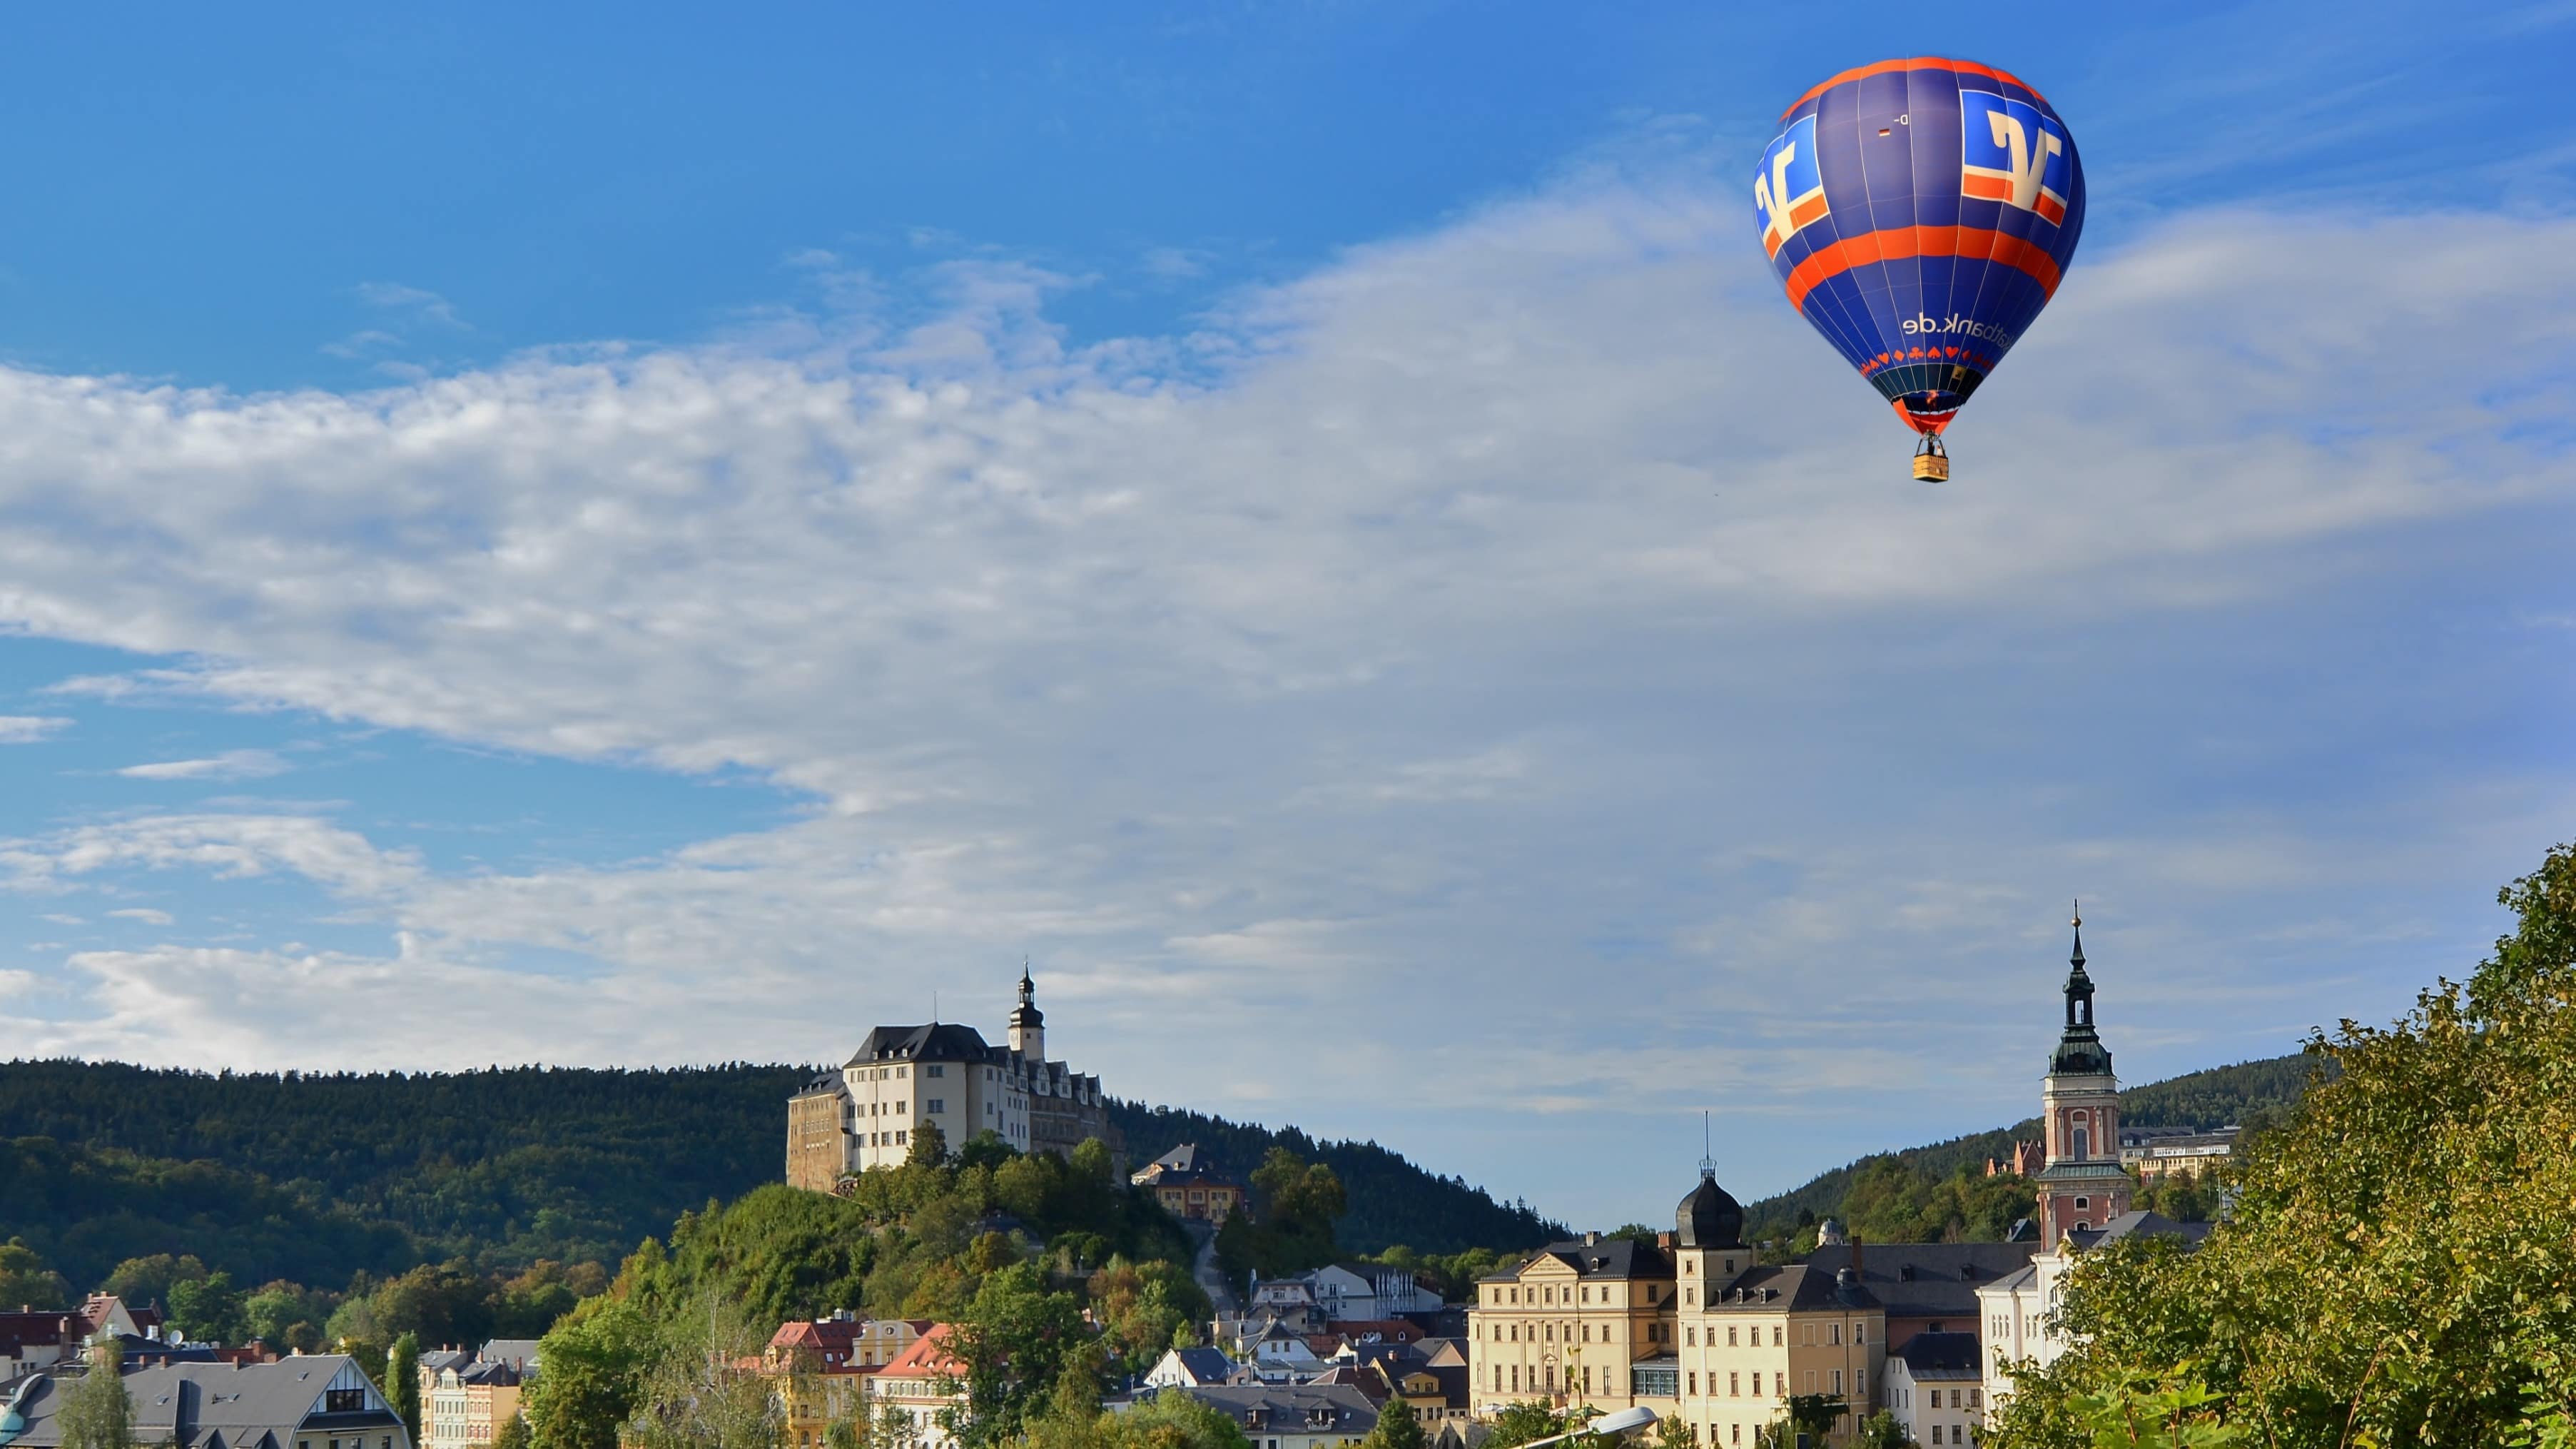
[1893, 1332, 1981, 1380]
[1699, 1263, 1880, 1313]
[848, 1023, 1003, 1067]
[1164, 1383, 1379, 1438]
[3, 1355, 402, 1449]
[474, 1341, 541, 1370]
[2066, 1210, 2213, 1249]
[1800, 1242, 2042, 1322]
[1520, 1238, 1673, 1281]
[1163, 1348, 1234, 1385]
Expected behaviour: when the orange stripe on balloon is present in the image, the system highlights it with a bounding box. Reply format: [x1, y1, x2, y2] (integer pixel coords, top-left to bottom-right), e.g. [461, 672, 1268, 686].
[1783, 224, 2062, 310]
[1781, 56, 2049, 120]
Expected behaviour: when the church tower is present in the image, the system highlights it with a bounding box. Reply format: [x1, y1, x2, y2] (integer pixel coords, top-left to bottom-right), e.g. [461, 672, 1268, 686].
[1008, 965, 1046, 1061]
[2036, 907, 2130, 1246]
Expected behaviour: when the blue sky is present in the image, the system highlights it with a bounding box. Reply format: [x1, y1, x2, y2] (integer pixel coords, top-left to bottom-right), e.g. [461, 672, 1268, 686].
[2, 1, 2573, 1228]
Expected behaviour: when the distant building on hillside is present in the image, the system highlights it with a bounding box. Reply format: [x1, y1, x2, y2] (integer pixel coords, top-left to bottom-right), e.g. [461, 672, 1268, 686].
[786, 969, 1122, 1188]
[2118, 1126, 2238, 1180]
[1132, 1144, 1247, 1223]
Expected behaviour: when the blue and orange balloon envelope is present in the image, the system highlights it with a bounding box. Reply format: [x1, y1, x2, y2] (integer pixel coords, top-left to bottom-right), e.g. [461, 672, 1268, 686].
[1756, 58, 2084, 478]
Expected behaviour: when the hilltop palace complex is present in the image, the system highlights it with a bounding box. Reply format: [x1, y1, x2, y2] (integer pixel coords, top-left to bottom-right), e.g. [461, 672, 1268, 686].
[784, 969, 1122, 1190]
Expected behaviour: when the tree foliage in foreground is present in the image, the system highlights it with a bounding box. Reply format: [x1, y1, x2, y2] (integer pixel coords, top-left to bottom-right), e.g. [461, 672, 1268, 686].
[1989, 842, 2576, 1447]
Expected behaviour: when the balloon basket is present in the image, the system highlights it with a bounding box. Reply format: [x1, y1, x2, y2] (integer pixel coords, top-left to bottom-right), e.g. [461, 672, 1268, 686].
[1910, 435, 1949, 483]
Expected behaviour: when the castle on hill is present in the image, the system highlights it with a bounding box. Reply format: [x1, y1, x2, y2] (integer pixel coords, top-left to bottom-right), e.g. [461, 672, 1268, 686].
[785, 969, 1122, 1189]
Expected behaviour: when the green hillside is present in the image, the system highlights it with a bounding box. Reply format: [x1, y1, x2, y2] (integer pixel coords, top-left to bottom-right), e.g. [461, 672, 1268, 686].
[1743, 1051, 2328, 1230]
[0, 1059, 1559, 1293]
[1106, 1101, 1564, 1254]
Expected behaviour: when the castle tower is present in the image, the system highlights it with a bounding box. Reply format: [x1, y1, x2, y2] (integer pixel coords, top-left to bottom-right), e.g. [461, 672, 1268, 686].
[1672, 1153, 1750, 1298]
[2035, 906, 2130, 1245]
[1008, 964, 1045, 1061]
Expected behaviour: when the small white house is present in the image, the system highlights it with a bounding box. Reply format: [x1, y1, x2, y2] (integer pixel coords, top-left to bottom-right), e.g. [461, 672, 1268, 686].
[1144, 1347, 1240, 1389]
[1884, 1332, 1984, 1447]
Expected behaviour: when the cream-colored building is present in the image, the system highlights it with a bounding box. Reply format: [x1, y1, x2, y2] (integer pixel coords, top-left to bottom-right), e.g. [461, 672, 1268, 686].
[1469, 1164, 1888, 1446]
[873, 1326, 971, 1449]
[423, 1360, 524, 1449]
[786, 971, 1120, 1189]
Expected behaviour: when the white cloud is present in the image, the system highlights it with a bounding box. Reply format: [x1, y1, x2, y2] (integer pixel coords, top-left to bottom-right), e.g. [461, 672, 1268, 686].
[0, 181, 2569, 1216]
[115, 749, 291, 782]
[0, 716, 71, 744]
[106, 907, 176, 926]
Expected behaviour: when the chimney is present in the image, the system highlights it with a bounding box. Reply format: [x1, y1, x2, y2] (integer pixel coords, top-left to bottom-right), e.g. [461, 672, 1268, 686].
[1583, 1231, 1599, 1247]
[1656, 1232, 1673, 1249]
[1852, 1233, 1864, 1281]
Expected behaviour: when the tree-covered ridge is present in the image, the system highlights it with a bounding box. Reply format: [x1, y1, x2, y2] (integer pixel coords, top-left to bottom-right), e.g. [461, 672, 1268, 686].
[1106, 1101, 1564, 1254]
[0, 1134, 418, 1293]
[0, 1059, 1562, 1287]
[1740, 1051, 2324, 1231]
[0, 1059, 811, 1277]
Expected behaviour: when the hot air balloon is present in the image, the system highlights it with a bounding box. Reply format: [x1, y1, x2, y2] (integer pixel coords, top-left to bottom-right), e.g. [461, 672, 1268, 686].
[1755, 59, 2084, 481]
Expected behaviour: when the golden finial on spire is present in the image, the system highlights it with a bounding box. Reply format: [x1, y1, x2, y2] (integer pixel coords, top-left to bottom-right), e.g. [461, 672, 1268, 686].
[2072, 899, 2081, 929]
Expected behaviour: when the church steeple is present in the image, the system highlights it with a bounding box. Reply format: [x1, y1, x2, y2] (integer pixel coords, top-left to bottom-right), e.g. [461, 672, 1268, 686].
[2051, 902, 2112, 1076]
[2037, 902, 2129, 1244]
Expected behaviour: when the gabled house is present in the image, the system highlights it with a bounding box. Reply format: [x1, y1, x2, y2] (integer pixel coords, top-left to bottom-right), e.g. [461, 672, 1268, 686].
[1158, 1384, 1378, 1449]
[872, 1325, 969, 1449]
[1142, 1348, 1239, 1390]
[2, 1354, 410, 1449]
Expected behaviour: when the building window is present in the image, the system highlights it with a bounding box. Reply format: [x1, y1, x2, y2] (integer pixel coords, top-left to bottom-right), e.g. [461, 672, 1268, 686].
[1970, 1389, 1982, 1408]
[1728, 1373, 1739, 1397]
[1855, 1322, 1866, 1345]
[1685, 1328, 1695, 1347]
[1832, 1370, 1842, 1395]
[1726, 1326, 1737, 1347]
[895, 1131, 907, 1144]
[1688, 1373, 1697, 1396]
[928, 1099, 945, 1114]
[927, 1064, 945, 1078]
[1830, 1324, 1841, 1346]
[2074, 1197, 2089, 1211]
[1773, 1326, 1783, 1347]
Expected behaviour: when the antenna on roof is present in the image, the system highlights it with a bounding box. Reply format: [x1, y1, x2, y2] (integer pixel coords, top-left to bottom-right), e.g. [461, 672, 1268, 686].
[1700, 1110, 1715, 1179]
[932, 990, 939, 1024]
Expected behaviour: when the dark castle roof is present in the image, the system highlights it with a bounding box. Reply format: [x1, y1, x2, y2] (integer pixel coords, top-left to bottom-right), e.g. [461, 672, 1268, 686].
[848, 1022, 1004, 1067]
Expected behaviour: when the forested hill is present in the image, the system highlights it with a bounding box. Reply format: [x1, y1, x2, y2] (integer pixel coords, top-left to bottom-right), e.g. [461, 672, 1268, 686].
[1743, 1052, 2327, 1228]
[1105, 1101, 1564, 1254]
[0, 1059, 1559, 1292]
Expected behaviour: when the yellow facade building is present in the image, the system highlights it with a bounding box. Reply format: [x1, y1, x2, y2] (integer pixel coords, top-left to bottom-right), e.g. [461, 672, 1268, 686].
[1467, 1164, 1888, 1446]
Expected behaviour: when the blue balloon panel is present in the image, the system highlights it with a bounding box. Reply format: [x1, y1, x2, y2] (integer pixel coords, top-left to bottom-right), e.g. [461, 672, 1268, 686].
[1754, 58, 2084, 435]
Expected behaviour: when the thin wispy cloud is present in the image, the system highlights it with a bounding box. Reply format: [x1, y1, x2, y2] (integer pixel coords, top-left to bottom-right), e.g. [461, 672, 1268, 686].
[0, 716, 71, 744]
[114, 750, 291, 782]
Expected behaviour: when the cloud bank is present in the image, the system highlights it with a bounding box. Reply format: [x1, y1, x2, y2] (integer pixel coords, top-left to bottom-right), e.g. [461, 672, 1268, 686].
[1, 176, 2570, 1215]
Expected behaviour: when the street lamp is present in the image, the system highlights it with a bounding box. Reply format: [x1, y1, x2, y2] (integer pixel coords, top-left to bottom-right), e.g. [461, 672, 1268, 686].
[1511, 1407, 1658, 1449]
